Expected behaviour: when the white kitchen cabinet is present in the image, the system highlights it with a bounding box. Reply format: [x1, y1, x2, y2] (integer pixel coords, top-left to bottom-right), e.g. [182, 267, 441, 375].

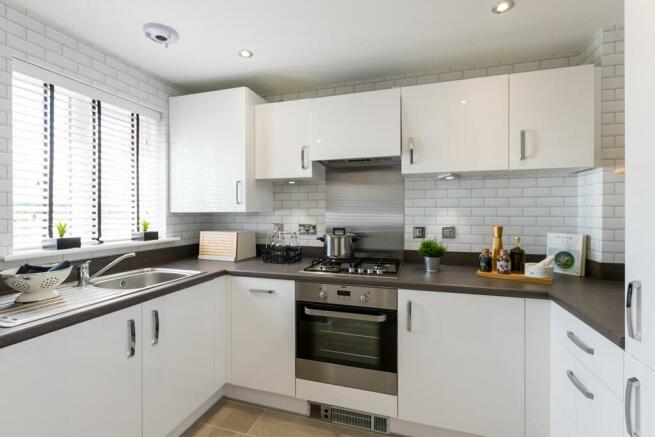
[401, 75, 509, 174]
[170, 87, 273, 212]
[624, 352, 655, 437]
[230, 276, 295, 397]
[255, 99, 324, 180]
[550, 338, 622, 437]
[397, 289, 525, 437]
[509, 64, 596, 170]
[311, 88, 400, 161]
[625, 0, 655, 371]
[213, 276, 228, 391]
[0, 306, 142, 437]
[142, 279, 223, 437]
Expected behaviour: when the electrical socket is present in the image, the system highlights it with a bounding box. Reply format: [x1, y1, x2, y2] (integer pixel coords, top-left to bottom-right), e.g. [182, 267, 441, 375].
[299, 224, 317, 235]
[413, 226, 426, 239]
[442, 226, 457, 239]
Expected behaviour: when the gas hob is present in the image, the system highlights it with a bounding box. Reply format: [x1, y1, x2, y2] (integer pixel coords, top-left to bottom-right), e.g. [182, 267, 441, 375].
[303, 257, 401, 279]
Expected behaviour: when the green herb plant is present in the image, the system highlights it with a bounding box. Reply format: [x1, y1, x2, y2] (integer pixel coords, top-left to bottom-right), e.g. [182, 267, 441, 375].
[141, 219, 150, 232]
[56, 222, 68, 238]
[417, 238, 447, 258]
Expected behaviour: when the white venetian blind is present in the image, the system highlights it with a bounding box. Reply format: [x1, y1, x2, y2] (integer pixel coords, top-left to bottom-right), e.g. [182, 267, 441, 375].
[51, 85, 97, 243]
[11, 70, 165, 252]
[12, 73, 50, 251]
[99, 102, 137, 242]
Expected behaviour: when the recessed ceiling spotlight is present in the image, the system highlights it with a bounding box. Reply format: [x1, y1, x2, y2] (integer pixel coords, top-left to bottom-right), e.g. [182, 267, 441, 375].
[492, 0, 515, 14]
[238, 49, 254, 58]
[143, 23, 179, 48]
[287, 180, 297, 184]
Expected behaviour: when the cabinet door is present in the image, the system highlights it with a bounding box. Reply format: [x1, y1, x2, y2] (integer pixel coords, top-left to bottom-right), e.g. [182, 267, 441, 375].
[625, 0, 655, 370]
[142, 280, 219, 437]
[0, 306, 142, 437]
[398, 289, 525, 437]
[230, 276, 295, 396]
[311, 88, 400, 161]
[509, 65, 595, 170]
[255, 99, 314, 179]
[401, 75, 509, 174]
[170, 88, 246, 212]
[625, 352, 655, 437]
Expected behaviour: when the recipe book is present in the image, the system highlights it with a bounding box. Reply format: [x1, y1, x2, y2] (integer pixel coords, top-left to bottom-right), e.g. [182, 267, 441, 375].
[546, 233, 587, 277]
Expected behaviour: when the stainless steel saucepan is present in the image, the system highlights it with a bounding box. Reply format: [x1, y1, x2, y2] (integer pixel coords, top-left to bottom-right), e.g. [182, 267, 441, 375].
[317, 228, 360, 259]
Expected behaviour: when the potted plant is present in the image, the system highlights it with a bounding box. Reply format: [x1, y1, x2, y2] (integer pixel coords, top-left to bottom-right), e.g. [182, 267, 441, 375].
[418, 238, 447, 272]
[42, 221, 82, 250]
[132, 219, 159, 241]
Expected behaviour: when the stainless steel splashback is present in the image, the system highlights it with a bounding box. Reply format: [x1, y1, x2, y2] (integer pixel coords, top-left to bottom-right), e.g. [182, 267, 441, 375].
[325, 161, 404, 259]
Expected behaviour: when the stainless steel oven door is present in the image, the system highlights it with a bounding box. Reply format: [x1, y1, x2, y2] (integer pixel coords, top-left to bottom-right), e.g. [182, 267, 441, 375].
[296, 301, 397, 395]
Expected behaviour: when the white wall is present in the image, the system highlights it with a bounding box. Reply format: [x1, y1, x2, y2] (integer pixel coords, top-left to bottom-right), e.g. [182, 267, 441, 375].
[0, 0, 217, 260]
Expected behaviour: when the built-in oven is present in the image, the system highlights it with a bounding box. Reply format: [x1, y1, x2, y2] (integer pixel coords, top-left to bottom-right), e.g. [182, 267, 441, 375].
[295, 282, 397, 395]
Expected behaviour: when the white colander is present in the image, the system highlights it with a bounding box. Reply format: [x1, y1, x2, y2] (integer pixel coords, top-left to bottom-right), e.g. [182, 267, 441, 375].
[1, 265, 73, 303]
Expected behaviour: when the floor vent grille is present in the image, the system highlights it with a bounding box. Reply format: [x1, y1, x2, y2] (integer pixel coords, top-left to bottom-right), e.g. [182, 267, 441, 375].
[308, 402, 390, 434]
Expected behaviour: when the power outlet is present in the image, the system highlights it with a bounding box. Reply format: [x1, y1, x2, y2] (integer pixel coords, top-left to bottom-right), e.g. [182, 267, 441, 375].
[299, 224, 317, 235]
[442, 226, 456, 239]
[413, 226, 426, 239]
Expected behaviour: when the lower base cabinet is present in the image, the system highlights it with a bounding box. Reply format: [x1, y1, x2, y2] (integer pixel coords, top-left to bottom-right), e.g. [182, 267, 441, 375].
[624, 352, 655, 437]
[0, 305, 143, 437]
[397, 289, 526, 437]
[142, 279, 224, 437]
[230, 276, 295, 396]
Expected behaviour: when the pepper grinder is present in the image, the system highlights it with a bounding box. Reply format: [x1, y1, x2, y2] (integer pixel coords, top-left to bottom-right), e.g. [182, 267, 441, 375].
[491, 225, 504, 272]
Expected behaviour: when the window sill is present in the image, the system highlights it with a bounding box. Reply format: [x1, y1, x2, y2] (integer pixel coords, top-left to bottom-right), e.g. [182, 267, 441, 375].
[4, 238, 181, 263]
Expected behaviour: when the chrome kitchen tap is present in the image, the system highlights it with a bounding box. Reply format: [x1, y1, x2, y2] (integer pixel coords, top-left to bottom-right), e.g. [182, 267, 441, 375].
[78, 252, 136, 287]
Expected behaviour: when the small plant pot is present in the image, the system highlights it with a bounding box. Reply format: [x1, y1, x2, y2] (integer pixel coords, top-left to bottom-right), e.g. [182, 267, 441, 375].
[42, 237, 82, 250]
[131, 231, 159, 241]
[423, 256, 441, 272]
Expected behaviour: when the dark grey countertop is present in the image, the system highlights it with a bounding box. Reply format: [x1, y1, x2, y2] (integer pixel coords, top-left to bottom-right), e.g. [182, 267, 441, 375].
[0, 257, 625, 349]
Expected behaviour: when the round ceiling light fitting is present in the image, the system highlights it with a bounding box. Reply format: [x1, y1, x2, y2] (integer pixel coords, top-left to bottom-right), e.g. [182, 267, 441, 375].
[238, 49, 254, 58]
[143, 23, 179, 48]
[492, 0, 515, 14]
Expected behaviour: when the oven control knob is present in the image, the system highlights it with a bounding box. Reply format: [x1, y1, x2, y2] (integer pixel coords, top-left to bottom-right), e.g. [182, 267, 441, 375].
[357, 267, 365, 274]
[319, 290, 328, 300]
[359, 295, 368, 303]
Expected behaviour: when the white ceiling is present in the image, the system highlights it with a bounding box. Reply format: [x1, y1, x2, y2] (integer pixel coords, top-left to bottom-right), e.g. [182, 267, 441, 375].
[16, 0, 623, 95]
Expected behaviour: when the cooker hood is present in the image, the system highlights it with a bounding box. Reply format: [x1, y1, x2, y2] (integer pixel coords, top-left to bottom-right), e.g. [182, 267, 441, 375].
[320, 156, 400, 168]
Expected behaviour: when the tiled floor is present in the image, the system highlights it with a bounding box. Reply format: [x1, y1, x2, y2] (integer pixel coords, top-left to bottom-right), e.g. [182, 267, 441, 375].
[182, 398, 386, 437]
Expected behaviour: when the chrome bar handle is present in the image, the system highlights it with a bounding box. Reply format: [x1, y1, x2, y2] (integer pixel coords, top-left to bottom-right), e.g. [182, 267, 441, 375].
[304, 307, 387, 323]
[235, 180, 242, 205]
[151, 310, 159, 345]
[567, 330, 594, 355]
[626, 281, 642, 341]
[301, 145, 308, 169]
[408, 137, 415, 164]
[520, 130, 526, 160]
[567, 370, 594, 400]
[249, 288, 274, 294]
[625, 377, 640, 437]
[406, 299, 412, 332]
[127, 319, 136, 358]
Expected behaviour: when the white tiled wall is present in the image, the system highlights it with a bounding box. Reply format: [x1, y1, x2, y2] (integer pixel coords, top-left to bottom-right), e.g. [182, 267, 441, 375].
[0, 0, 217, 260]
[0, 0, 625, 265]
[219, 26, 625, 263]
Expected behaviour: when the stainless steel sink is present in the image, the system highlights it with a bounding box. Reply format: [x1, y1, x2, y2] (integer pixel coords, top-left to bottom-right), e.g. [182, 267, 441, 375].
[0, 268, 202, 328]
[91, 268, 201, 290]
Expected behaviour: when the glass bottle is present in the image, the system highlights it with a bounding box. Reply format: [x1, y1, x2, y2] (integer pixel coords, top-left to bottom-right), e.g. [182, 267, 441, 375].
[479, 248, 493, 272]
[510, 237, 525, 274]
[497, 249, 512, 274]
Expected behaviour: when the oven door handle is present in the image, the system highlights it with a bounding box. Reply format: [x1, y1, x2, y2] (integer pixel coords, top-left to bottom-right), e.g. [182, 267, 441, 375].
[304, 307, 387, 323]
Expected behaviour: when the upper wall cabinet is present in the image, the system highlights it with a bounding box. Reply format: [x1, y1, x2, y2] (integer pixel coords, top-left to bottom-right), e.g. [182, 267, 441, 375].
[310, 88, 401, 161]
[170, 87, 273, 213]
[255, 99, 324, 180]
[509, 64, 596, 170]
[401, 75, 509, 174]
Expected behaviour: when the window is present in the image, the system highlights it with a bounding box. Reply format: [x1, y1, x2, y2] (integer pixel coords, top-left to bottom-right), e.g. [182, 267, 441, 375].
[12, 72, 165, 251]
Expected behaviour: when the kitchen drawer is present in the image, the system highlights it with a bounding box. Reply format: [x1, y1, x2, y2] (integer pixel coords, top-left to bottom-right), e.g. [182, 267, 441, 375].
[551, 302, 623, 398]
[551, 338, 622, 437]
